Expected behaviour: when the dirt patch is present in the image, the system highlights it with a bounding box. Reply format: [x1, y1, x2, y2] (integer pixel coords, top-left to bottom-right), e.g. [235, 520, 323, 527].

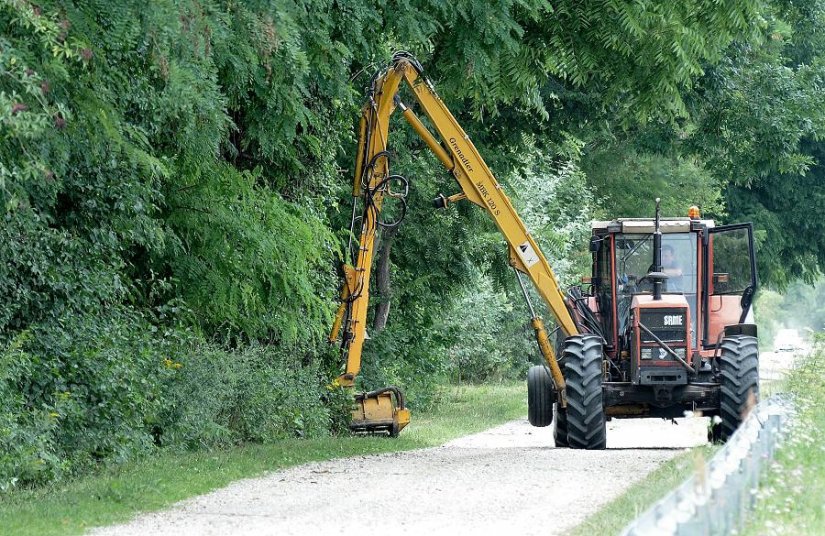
[91, 417, 708, 536]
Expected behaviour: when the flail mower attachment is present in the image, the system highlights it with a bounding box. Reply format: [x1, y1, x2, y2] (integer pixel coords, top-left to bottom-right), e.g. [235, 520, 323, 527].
[350, 386, 410, 437]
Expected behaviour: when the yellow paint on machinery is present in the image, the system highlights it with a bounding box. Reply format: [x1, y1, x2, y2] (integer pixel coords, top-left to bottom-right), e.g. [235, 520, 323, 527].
[350, 388, 410, 437]
[329, 53, 580, 435]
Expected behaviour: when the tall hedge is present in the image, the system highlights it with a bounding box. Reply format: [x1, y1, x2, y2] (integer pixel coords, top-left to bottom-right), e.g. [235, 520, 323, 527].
[0, 0, 765, 488]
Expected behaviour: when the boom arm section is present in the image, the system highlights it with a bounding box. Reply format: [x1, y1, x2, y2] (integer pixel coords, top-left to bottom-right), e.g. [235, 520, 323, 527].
[330, 53, 580, 409]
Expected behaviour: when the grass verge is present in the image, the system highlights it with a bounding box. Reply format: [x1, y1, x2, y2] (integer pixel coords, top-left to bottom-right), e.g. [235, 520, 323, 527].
[569, 443, 718, 535]
[0, 382, 526, 536]
[743, 348, 825, 535]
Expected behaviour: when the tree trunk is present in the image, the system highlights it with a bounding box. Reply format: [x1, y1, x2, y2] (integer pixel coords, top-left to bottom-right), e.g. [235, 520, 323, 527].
[372, 225, 399, 334]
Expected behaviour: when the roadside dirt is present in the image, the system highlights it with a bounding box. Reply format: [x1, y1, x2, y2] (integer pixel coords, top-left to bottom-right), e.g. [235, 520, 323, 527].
[91, 417, 709, 536]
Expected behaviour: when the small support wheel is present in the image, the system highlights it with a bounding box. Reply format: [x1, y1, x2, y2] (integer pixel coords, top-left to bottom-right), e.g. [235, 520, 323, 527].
[527, 365, 554, 427]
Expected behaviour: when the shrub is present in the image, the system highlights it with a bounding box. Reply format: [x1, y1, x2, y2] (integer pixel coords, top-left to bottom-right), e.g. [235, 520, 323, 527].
[0, 309, 174, 488]
[0, 309, 341, 491]
[160, 343, 331, 449]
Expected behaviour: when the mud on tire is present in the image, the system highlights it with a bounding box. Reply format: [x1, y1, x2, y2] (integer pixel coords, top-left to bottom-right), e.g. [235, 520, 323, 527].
[563, 335, 606, 450]
[714, 335, 759, 442]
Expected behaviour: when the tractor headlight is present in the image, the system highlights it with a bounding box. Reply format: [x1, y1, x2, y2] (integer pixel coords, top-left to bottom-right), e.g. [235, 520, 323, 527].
[673, 348, 686, 359]
[641, 348, 653, 360]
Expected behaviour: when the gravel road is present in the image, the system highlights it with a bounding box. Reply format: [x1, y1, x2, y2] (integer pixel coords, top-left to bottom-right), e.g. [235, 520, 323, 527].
[91, 416, 709, 536]
[759, 350, 799, 383]
[91, 350, 795, 536]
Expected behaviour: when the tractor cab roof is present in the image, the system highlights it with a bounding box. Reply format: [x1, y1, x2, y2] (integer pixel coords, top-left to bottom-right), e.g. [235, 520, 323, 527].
[591, 218, 715, 234]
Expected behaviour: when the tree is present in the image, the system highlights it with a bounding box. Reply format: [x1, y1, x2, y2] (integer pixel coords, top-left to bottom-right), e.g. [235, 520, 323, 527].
[685, 0, 825, 286]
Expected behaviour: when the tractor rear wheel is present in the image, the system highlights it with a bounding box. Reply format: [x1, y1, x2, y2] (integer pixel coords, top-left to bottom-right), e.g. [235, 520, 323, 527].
[527, 365, 554, 427]
[553, 404, 568, 447]
[563, 335, 606, 450]
[713, 335, 759, 442]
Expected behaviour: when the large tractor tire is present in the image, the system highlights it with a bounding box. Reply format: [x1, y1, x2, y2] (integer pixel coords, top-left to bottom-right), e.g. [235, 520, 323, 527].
[553, 403, 569, 447]
[527, 365, 554, 427]
[712, 335, 759, 442]
[563, 335, 607, 450]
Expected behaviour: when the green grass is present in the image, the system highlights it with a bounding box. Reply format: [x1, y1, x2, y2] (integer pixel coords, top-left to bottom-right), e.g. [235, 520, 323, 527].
[743, 349, 825, 535]
[0, 382, 526, 536]
[569, 444, 719, 535]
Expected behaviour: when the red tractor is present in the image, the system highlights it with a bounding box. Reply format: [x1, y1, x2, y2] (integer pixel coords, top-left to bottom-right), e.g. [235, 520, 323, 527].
[528, 203, 759, 448]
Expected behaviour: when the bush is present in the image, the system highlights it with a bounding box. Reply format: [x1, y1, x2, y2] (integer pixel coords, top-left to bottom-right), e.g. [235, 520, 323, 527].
[442, 273, 534, 383]
[357, 322, 448, 411]
[0, 309, 174, 488]
[160, 343, 331, 449]
[0, 309, 343, 491]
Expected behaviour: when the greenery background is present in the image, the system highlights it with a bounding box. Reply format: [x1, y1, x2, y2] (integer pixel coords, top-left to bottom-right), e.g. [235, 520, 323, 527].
[2, 0, 825, 491]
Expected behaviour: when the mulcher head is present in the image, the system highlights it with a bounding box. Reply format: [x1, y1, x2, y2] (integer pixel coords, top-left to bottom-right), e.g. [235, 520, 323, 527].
[350, 386, 410, 437]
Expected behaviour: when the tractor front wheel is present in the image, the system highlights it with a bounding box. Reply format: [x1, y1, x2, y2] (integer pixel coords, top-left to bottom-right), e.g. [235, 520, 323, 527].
[712, 335, 760, 442]
[563, 335, 607, 450]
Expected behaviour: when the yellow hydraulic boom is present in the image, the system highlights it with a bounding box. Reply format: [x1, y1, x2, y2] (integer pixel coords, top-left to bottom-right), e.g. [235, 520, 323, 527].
[329, 52, 580, 435]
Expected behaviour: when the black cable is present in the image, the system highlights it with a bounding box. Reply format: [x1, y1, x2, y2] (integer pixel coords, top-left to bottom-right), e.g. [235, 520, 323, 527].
[342, 57, 417, 308]
[374, 174, 409, 228]
[567, 286, 604, 339]
[344, 152, 408, 304]
[391, 51, 425, 74]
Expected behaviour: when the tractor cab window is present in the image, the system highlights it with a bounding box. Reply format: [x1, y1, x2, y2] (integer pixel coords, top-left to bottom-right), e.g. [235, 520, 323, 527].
[615, 234, 698, 295]
[615, 233, 699, 344]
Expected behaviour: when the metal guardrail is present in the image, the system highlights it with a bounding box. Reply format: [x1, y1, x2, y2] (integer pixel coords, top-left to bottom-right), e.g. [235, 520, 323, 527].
[620, 396, 794, 536]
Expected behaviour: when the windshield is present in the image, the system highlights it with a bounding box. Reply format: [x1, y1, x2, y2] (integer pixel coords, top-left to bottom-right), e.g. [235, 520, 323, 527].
[615, 233, 697, 295]
[615, 232, 699, 346]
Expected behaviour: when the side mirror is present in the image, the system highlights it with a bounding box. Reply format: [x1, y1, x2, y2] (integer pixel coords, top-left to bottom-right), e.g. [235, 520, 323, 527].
[740, 285, 754, 311]
[589, 236, 601, 253]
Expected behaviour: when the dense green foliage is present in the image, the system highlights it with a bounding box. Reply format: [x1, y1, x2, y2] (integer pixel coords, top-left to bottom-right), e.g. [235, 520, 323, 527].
[587, 0, 825, 286]
[2, 0, 823, 491]
[0, 311, 337, 488]
[685, 1, 825, 286]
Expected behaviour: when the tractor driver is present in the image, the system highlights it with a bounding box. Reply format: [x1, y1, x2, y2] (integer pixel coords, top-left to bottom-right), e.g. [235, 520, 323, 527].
[662, 244, 683, 291]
